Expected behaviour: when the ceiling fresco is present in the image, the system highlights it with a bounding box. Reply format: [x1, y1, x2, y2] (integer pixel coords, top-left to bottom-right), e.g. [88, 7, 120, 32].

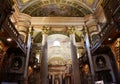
[17, 0, 99, 17]
[30, 4, 86, 17]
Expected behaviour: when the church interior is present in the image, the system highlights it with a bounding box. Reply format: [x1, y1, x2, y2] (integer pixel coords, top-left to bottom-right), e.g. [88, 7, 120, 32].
[0, 0, 120, 84]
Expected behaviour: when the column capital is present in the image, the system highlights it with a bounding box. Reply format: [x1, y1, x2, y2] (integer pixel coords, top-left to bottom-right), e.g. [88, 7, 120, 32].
[67, 26, 76, 34]
[42, 26, 51, 34]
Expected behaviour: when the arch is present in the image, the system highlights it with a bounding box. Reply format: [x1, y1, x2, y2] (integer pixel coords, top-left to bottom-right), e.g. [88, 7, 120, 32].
[21, 0, 93, 17]
[47, 34, 72, 65]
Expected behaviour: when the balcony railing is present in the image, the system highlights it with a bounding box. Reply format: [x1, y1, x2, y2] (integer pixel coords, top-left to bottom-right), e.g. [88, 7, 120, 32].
[2, 18, 27, 54]
[91, 34, 101, 53]
[90, 22, 116, 53]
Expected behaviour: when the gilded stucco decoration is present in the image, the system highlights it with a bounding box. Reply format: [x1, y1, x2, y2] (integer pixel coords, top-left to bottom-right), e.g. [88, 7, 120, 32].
[21, 0, 29, 3]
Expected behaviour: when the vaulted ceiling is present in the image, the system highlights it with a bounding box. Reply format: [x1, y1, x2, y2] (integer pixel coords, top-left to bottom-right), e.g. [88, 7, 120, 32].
[17, 0, 99, 17]
[14, 0, 100, 45]
[0, 0, 118, 68]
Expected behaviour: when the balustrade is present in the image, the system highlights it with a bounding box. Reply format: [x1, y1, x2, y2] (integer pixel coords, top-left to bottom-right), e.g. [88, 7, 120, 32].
[2, 18, 27, 54]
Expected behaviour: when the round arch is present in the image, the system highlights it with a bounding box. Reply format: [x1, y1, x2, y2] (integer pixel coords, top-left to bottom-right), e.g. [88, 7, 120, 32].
[21, 0, 93, 17]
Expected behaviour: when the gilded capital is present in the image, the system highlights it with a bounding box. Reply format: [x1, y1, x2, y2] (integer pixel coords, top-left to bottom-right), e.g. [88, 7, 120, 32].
[42, 26, 50, 34]
[67, 26, 76, 34]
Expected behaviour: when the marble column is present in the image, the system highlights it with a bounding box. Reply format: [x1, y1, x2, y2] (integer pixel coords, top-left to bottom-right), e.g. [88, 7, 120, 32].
[41, 26, 50, 84]
[22, 27, 32, 84]
[84, 25, 95, 83]
[16, 13, 31, 84]
[52, 74, 55, 84]
[59, 74, 62, 84]
[68, 26, 81, 84]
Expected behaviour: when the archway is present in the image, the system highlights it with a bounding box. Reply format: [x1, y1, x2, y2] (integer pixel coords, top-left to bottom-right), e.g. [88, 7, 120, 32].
[47, 34, 72, 84]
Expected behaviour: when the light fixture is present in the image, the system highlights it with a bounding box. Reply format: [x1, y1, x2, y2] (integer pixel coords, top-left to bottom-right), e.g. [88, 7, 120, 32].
[6, 38, 12, 42]
[108, 38, 112, 41]
[33, 65, 37, 68]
